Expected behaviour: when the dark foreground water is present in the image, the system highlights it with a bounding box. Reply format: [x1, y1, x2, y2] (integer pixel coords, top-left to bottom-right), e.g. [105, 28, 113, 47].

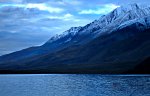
[0, 74, 150, 96]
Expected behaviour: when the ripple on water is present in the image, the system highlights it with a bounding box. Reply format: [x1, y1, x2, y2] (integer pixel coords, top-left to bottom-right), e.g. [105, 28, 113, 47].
[0, 74, 149, 96]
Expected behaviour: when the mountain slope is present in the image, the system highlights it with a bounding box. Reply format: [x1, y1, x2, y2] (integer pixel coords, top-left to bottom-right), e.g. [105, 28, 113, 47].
[0, 3, 150, 62]
[0, 19, 150, 73]
[0, 4, 150, 73]
[128, 57, 150, 73]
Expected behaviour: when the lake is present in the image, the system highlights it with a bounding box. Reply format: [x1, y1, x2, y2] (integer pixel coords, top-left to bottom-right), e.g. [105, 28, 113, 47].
[0, 74, 149, 96]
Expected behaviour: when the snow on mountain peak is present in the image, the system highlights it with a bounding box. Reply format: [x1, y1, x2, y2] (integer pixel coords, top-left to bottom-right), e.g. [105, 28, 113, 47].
[99, 3, 150, 23]
[93, 4, 150, 32]
[77, 4, 150, 35]
[46, 3, 150, 45]
[122, 3, 140, 11]
[66, 26, 82, 35]
[46, 26, 82, 43]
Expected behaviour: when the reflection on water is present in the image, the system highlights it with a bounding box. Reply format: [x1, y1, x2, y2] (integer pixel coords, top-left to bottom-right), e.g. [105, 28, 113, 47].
[0, 74, 149, 96]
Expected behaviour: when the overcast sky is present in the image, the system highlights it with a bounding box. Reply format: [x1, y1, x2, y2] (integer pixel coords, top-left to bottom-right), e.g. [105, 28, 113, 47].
[0, 0, 150, 55]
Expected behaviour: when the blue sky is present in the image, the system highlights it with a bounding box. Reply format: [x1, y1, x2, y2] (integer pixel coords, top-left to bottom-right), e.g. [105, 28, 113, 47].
[0, 0, 150, 55]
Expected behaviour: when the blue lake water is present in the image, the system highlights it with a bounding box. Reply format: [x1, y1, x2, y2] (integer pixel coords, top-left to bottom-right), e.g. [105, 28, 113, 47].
[0, 74, 150, 96]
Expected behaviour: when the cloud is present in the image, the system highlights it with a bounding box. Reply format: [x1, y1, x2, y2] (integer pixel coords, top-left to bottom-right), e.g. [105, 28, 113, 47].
[1, 0, 150, 5]
[79, 4, 120, 15]
[0, 0, 81, 4]
[0, 3, 64, 13]
[0, 0, 23, 3]
[0, 0, 45, 3]
[63, 0, 82, 5]
[26, 3, 64, 13]
[46, 13, 75, 21]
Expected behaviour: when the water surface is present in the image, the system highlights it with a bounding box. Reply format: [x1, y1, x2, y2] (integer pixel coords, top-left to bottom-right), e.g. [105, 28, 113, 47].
[0, 74, 150, 96]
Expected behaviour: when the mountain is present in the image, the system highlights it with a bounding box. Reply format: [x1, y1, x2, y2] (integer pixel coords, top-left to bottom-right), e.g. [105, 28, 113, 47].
[128, 57, 150, 73]
[0, 3, 150, 73]
[0, 26, 82, 63]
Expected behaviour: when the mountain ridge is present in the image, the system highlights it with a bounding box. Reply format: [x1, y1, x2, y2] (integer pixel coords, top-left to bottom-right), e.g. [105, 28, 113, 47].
[0, 3, 150, 73]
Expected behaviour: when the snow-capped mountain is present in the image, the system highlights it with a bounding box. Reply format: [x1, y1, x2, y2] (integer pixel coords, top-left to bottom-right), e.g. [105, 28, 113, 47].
[80, 3, 150, 34]
[0, 3, 150, 73]
[1, 3, 150, 60]
[45, 3, 150, 45]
